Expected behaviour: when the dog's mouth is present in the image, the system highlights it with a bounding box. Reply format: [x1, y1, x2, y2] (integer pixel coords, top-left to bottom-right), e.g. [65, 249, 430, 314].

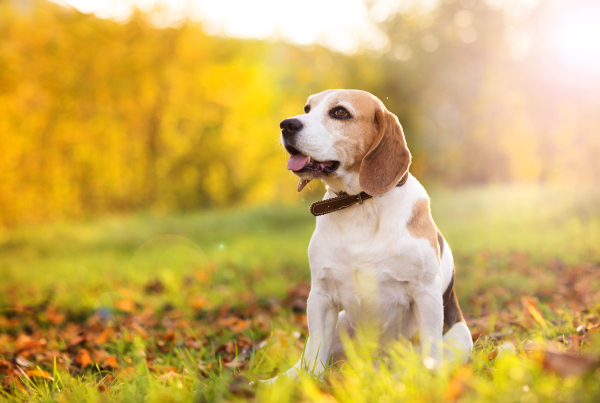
[285, 145, 340, 175]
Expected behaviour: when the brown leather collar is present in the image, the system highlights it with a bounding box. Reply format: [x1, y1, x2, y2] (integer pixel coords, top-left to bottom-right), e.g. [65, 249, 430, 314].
[310, 172, 409, 217]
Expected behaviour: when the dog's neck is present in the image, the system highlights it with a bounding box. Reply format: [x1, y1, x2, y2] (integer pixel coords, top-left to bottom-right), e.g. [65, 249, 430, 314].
[321, 172, 362, 196]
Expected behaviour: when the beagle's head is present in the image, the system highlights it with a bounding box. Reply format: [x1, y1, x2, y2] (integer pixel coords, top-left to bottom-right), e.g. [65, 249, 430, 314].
[280, 89, 411, 196]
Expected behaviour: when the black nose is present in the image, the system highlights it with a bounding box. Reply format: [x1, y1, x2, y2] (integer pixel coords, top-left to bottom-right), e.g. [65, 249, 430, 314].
[280, 118, 303, 135]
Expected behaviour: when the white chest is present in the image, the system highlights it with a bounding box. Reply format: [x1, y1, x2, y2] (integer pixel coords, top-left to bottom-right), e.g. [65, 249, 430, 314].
[307, 202, 416, 327]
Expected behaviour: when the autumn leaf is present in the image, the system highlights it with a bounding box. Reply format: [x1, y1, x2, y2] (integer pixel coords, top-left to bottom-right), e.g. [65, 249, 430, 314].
[162, 331, 176, 343]
[94, 328, 115, 344]
[443, 366, 473, 402]
[540, 350, 600, 377]
[191, 296, 207, 309]
[15, 355, 33, 368]
[45, 307, 66, 325]
[102, 356, 120, 369]
[75, 348, 92, 368]
[0, 359, 14, 375]
[114, 299, 134, 312]
[15, 336, 46, 355]
[116, 367, 139, 381]
[130, 323, 149, 340]
[151, 365, 178, 374]
[67, 335, 87, 349]
[26, 369, 54, 381]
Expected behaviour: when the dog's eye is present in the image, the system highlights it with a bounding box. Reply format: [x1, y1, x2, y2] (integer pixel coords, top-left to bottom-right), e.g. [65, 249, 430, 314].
[304, 105, 310, 113]
[331, 107, 351, 119]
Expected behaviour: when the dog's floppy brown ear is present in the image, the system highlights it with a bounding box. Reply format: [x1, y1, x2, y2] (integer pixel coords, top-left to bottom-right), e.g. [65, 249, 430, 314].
[359, 109, 411, 196]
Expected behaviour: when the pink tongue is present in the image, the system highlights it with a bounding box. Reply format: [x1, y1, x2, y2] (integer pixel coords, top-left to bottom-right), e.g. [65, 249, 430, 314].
[287, 154, 309, 171]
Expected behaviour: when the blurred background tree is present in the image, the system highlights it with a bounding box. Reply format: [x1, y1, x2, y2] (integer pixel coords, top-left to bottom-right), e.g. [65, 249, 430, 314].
[0, 0, 598, 226]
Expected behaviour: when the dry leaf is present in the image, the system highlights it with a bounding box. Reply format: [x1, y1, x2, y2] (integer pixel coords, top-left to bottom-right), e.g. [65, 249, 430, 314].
[95, 328, 115, 344]
[102, 356, 120, 369]
[26, 369, 54, 381]
[15, 355, 33, 368]
[130, 323, 149, 340]
[67, 335, 87, 349]
[45, 307, 66, 325]
[114, 299, 134, 312]
[78, 349, 92, 368]
[443, 366, 472, 401]
[117, 367, 138, 380]
[0, 359, 14, 375]
[541, 350, 600, 377]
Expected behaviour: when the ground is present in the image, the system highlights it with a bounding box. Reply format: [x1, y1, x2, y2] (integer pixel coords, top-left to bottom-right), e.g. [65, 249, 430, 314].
[1, 185, 600, 402]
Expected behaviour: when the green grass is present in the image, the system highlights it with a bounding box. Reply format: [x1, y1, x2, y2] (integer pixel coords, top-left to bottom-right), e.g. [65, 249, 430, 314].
[1, 184, 600, 402]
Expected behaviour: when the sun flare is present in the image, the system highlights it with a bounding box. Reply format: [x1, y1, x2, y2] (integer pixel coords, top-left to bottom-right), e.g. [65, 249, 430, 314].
[544, 1, 600, 74]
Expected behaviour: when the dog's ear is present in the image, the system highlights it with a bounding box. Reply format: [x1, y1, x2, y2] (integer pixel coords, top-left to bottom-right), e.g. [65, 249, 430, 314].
[359, 109, 411, 196]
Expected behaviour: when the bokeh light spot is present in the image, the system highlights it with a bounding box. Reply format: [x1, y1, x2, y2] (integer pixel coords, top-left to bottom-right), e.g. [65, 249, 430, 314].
[436, 105, 461, 129]
[544, 1, 600, 75]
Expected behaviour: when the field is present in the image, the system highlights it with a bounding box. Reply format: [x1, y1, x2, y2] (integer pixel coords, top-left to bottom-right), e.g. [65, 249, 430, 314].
[1, 185, 600, 402]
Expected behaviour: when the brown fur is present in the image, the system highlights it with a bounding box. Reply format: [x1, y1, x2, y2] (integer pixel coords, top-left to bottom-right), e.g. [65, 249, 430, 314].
[436, 230, 465, 330]
[442, 265, 465, 330]
[407, 199, 440, 262]
[317, 91, 382, 173]
[359, 110, 411, 196]
[303, 90, 411, 194]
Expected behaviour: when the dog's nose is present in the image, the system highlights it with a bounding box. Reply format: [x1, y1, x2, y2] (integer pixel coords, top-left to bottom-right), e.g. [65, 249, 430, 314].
[280, 118, 303, 135]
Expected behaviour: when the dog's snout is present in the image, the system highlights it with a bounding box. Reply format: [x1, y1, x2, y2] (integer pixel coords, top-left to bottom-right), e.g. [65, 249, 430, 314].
[280, 118, 303, 136]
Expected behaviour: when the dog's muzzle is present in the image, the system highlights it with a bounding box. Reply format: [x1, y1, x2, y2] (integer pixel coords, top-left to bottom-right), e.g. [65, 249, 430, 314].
[280, 118, 339, 175]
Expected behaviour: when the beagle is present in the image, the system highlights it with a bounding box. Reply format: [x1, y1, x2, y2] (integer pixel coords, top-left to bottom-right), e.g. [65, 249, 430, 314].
[268, 89, 472, 383]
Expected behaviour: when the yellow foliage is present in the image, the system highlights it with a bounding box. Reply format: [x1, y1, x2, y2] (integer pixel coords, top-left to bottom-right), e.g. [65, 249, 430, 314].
[0, 0, 598, 226]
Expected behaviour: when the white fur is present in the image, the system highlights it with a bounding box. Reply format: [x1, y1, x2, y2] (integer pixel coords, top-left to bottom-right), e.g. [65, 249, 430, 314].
[265, 92, 473, 384]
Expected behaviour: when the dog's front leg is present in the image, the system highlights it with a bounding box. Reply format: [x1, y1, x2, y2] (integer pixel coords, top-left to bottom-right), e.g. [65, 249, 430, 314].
[283, 285, 338, 381]
[414, 288, 444, 369]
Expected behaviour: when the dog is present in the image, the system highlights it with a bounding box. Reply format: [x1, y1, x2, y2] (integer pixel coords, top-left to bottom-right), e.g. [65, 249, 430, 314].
[267, 89, 472, 383]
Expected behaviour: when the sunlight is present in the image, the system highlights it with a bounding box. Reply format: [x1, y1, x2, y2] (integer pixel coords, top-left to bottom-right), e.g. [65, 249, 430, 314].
[54, 0, 388, 53]
[544, 1, 600, 75]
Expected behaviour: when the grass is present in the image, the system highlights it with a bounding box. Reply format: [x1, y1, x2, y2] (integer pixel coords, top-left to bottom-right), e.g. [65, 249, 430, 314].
[1, 184, 600, 402]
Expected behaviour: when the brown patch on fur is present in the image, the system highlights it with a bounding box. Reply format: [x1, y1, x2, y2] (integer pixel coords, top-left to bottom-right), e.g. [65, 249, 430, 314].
[319, 90, 383, 173]
[407, 199, 439, 262]
[442, 265, 465, 331]
[359, 109, 411, 196]
[305, 89, 411, 194]
[437, 230, 465, 330]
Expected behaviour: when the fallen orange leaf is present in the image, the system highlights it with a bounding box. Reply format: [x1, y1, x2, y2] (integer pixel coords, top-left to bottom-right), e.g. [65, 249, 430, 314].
[77, 349, 92, 368]
[102, 356, 120, 369]
[443, 366, 472, 401]
[45, 307, 66, 325]
[116, 367, 138, 380]
[540, 350, 600, 377]
[26, 369, 54, 381]
[115, 299, 134, 312]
